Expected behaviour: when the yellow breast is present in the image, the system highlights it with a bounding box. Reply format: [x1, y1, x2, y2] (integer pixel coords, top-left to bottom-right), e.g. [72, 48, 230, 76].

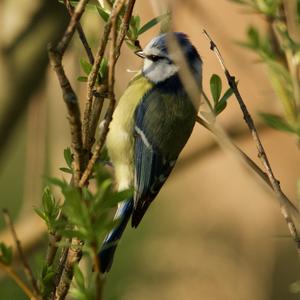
[106, 73, 153, 191]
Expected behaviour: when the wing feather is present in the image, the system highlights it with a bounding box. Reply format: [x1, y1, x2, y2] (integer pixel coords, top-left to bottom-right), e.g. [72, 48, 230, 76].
[131, 85, 196, 227]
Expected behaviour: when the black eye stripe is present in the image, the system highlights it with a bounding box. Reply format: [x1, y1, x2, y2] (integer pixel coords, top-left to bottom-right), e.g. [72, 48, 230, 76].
[146, 55, 164, 62]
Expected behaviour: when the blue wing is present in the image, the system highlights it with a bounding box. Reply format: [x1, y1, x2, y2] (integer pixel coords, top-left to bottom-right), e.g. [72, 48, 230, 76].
[131, 125, 175, 227]
[130, 82, 196, 227]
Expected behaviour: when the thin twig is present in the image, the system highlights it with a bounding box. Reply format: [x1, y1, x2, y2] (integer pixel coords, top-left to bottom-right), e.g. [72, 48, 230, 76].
[53, 245, 69, 289]
[54, 240, 82, 300]
[2, 209, 41, 299]
[64, 0, 94, 64]
[0, 261, 35, 300]
[48, 0, 89, 186]
[48, 46, 84, 185]
[195, 116, 297, 209]
[86, 84, 107, 152]
[203, 29, 300, 252]
[56, 0, 90, 55]
[46, 233, 62, 268]
[115, 0, 136, 59]
[82, 0, 125, 151]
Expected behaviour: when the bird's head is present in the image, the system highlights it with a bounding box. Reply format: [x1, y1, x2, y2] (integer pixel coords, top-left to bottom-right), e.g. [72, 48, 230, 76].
[135, 32, 202, 84]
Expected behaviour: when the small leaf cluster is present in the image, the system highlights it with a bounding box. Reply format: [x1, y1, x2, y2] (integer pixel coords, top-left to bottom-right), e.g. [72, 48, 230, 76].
[209, 74, 234, 115]
[125, 13, 171, 50]
[34, 148, 132, 298]
[37, 162, 131, 257]
[232, 0, 300, 138]
[96, 1, 170, 51]
[35, 187, 60, 234]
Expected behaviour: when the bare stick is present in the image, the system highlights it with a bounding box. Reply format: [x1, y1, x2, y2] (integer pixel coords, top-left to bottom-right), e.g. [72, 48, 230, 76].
[56, 0, 90, 55]
[115, 0, 136, 59]
[46, 233, 62, 268]
[82, 0, 125, 151]
[203, 29, 300, 251]
[0, 261, 35, 300]
[54, 240, 82, 300]
[48, 47, 84, 185]
[2, 209, 41, 299]
[64, 0, 94, 64]
[48, 0, 89, 185]
[86, 84, 107, 152]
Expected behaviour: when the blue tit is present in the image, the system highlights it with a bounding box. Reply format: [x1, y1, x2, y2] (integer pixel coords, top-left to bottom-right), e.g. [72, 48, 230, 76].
[99, 32, 202, 272]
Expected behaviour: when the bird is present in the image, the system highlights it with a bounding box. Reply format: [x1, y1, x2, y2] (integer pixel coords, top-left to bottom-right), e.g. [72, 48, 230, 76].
[99, 32, 202, 273]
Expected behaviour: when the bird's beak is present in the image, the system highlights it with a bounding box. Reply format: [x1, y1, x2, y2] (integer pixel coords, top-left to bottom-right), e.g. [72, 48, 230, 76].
[135, 50, 146, 59]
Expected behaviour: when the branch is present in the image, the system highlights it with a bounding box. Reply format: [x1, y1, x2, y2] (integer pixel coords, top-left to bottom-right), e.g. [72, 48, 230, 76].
[86, 84, 107, 153]
[79, 0, 133, 187]
[48, 0, 90, 185]
[2, 209, 41, 299]
[56, 0, 90, 55]
[48, 46, 84, 185]
[64, 0, 94, 64]
[203, 29, 300, 252]
[51, 1, 129, 298]
[115, 0, 136, 59]
[53, 240, 82, 300]
[82, 0, 126, 153]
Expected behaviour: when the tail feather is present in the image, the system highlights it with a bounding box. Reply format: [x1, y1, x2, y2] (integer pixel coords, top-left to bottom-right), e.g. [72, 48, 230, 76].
[99, 199, 133, 273]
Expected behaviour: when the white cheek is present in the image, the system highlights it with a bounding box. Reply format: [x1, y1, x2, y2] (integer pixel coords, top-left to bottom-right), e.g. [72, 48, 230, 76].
[143, 60, 178, 83]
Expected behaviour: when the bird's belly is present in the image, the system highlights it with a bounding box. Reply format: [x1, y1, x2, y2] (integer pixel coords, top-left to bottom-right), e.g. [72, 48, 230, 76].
[106, 113, 134, 191]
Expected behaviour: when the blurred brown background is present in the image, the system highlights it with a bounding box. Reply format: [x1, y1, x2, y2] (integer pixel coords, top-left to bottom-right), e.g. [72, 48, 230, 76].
[0, 0, 299, 299]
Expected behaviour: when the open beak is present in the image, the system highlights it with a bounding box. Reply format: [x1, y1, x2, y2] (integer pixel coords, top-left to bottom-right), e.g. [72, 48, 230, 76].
[135, 50, 146, 59]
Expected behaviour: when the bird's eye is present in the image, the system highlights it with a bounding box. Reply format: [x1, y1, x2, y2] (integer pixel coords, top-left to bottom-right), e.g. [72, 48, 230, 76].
[147, 55, 162, 62]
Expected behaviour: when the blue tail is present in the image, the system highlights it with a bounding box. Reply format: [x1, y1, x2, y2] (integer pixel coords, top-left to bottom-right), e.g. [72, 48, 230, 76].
[99, 199, 133, 273]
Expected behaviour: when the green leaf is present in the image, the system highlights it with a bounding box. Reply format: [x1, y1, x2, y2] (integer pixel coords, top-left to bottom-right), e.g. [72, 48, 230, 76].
[210, 74, 222, 104]
[214, 101, 227, 115]
[96, 5, 110, 22]
[36, 187, 60, 232]
[0, 242, 13, 265]
[59, 167, 73, 174]
[82, 187, 93, 202]
[246, 26, 260, 49]
[214, 87, 234, 115]
[138, 13, 170, 35]
[80, 58, 92, 75]
[34, 207, 45, 221]
[77, 76, 87, 82]
[259, 113, 296, 133]
[62, 187, 92, 235]
[102, 188, 133, 209]
[99, 57, 108, 80]
[74, 264, 85, 290]
[46, 177, 67, 189]
[133, 15, 141, 31]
